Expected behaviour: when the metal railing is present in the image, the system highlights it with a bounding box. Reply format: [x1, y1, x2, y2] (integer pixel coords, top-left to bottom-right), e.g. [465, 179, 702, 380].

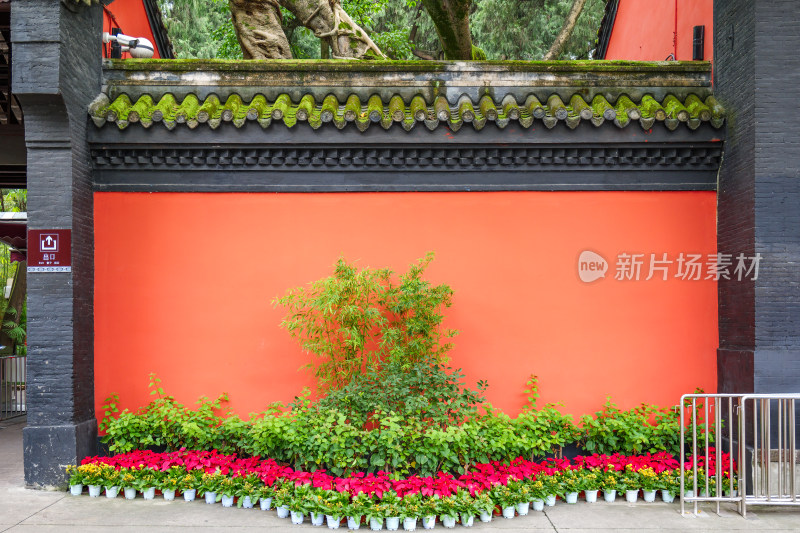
[0, 355, 26, 421]
[680, 393, 800, 517]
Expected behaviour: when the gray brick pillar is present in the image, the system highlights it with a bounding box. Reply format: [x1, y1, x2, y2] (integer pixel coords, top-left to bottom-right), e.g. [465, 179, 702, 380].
[11, 0, 100, 487]
[715, 0, 800, 395]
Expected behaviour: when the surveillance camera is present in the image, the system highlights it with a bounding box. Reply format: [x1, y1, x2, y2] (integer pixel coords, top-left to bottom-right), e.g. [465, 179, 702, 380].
[102, 32, 155, 59]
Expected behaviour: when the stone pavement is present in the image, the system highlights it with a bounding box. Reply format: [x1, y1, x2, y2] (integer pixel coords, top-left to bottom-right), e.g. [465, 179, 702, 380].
[1, 417, 798, 532]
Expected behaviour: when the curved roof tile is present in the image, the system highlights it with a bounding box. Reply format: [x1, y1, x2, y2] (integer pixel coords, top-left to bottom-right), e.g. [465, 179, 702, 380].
[89, 92, 724, 132]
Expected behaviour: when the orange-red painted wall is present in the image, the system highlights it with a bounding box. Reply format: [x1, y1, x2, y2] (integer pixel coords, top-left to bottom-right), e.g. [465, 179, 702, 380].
[605, 0, 713, 61]
[94, 192, 718, 422]
[103, 0, 162, 58]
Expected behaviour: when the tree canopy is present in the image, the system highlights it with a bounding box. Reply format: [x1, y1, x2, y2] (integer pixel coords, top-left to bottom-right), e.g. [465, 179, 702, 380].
[158, 0, 606, 61]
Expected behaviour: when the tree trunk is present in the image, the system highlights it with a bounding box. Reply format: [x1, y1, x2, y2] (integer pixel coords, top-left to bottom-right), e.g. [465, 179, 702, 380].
[278, 0, 385, 59]
[421, 0, 474, 60]
[543, 0, 587, 60]
[229, 0, 292, 59]
[229, 0, 385, 60]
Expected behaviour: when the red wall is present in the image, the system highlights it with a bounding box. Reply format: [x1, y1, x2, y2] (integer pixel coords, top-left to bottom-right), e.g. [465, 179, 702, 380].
[605, 0, 713, 61]
[103, 0, 162, 58]
[94, 191, 718, 422]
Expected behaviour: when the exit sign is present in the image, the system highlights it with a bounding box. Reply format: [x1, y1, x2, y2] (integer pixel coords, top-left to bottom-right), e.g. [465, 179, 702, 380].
[28, 229, 71, 272]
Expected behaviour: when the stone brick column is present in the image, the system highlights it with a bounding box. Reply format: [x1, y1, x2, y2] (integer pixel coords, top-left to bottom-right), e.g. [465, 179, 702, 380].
[11, 0, 100, 487]
[715, 0, 800, 396]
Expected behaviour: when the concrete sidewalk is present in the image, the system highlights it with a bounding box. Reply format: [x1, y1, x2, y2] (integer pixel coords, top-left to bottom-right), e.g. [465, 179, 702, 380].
[1, 417, 798, 532]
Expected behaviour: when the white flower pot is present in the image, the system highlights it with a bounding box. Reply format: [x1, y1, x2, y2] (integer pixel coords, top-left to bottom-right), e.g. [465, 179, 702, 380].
[440, 516, 456, 529]
[369, 517, 383, 530]
[517, 501, 530, 515]
[204, 491, 217, 504]
[276, 505, 290, 519]
[565, 492, 579, 504]
[69, 484, 83, 496]
[311, 512, 326, 526]
[260, 497, 273, 510]
[183, 489, 196, 501]
[347, 515, 361, 530]
[163, 489, 176, 501]
[291, 511, 305, 525]
[585, 490, 598, 503]
[105, 486, 119, 498]
[88, 485, 102, 498]
[327, 515, 342, 529]
[242, 496, 254, 509]
[683, 489, 694, 499]
[532, 499, 544, 511]
[142, 487, 156, 500]
[501, 506, 515, 519]
[479, 510, 492, 522]
[603, 490, 616, 502]
[422, 516, 435, 529]
[625, 490, 639, 503]
[661, 490, 675, 503]
[221, 495, 234, 507]
[643, 490, 657, 502]
[460, 514, 474, 527]
[402, 517, 417, 530]
[545, 495, 556, 507]
[385, 517, 400, 531]
[124, 487, 137, 500]
[727, 489, 737, 498]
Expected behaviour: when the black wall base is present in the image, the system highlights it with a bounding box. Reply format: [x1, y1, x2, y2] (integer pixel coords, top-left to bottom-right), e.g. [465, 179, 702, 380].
[23, 419, 97, 488]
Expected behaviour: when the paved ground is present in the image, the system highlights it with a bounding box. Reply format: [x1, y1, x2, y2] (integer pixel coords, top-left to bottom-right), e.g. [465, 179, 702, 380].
[1, 417, 798, 532]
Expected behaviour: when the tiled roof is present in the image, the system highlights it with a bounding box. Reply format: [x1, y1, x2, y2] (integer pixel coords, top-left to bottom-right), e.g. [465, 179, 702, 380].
[89, 92, 724, 132]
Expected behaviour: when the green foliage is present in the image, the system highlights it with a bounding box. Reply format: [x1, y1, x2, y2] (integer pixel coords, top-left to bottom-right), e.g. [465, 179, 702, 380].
[274, 253, 457, 392]
[2, 304, 27, 355]
[578, 398, 683, 456]
[471, 0, 606, 60]
[157, 0, 232, 58]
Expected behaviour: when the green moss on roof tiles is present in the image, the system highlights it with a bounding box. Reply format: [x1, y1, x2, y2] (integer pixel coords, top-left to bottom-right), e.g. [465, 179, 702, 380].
[89, 91, 724, 133]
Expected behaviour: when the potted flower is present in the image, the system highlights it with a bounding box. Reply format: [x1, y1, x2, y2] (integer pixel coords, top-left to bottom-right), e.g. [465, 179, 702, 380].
[618, 466, 640, 503]
[658, 469, 679, 503]
[538, 474, 560, 507]
[273, 483, 293, 519]
[454, 489, 479, 528]
[527, 479, 546, 511]
[559, 469, 587, 504]
[136, 471, 160, 500]
[307, 487, 327, 527]
[66, 465, 84, 496]
[721, 473, 738, 498]
[218, 476, 237, 507]
[321, 490, 349, 529]
[179, 471, 201, 501]
[473, 491, 494, 522]
[637, 467, 659, 502]
[437, 495, 458, 529]
[259, 482, 275, 510]
[364, 501, 386, 531]
[512, 480, 532, 515]
[120, 469, 137, 500]
[159, 467, 183, 501]
[235, 477, 260, 509]
[419, 496, 439, 529]
[290, 483, 314, 524]
[199, 472, 224, 504]
[489, 484, 517, 518]
[398, 493, 421, 531]
[380, 491, 401, 531]
[348, 492, 371, 530]
[78, 464, 104, 497]
[101, 466, 121, 498]
[600, 468, 618, 502]
[582, 468, 602, 503]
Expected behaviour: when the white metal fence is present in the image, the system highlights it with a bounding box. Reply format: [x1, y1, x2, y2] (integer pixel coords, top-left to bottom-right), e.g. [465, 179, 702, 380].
[680, 393, 800, 517]
[0, 355, 26, 421]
